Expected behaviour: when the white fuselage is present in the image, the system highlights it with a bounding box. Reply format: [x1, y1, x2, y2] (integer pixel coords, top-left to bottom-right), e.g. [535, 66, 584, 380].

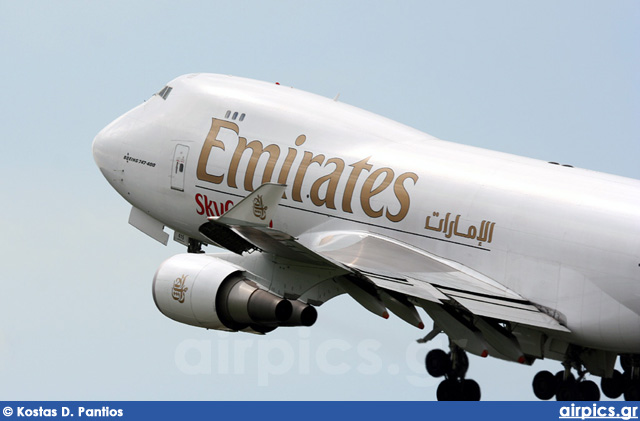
[93, 73, 640, 353]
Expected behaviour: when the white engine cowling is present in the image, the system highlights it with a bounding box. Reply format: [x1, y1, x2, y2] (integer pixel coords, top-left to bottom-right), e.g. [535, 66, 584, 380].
[152, 253, 317, 333]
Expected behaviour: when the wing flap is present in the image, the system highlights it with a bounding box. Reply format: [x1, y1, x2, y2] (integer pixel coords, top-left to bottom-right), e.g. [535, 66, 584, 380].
[362, 271, 447, 304]
[441, 289, 570, 333]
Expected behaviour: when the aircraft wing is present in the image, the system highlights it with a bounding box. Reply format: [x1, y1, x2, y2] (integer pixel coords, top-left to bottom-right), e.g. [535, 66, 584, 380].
[308, 230, 570, 330]
[198, 183, 570, 360]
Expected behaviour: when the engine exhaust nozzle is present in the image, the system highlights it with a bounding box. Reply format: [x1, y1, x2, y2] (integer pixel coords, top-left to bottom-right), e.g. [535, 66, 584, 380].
[280, 300, 318, 327]
[218, 278, 292, 329]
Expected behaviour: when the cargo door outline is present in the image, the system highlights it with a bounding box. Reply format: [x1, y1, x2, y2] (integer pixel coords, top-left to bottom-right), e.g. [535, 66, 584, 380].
[171, 144, 189, 191]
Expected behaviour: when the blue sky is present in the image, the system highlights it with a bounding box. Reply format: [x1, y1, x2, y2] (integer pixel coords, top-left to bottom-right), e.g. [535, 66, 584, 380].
[0, 1, 638, 400]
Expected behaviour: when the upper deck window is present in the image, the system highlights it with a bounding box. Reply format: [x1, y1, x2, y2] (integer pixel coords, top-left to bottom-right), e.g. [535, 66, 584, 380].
[225, 110, 246, 121]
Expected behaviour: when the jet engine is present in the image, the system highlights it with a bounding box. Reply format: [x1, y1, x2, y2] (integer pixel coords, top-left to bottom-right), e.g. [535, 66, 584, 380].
[152, 253, 317, 333]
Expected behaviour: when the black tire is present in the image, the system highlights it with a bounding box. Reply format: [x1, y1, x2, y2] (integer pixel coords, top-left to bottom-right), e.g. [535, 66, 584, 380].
[555, 370, 576, 384]
[557, 381, 581, 401]
[533, 370, 557, 400]
[624, 380, 640, 401]
[461, 379, 481, 401]
[437, 379, 461, 401]
[601, 370, 624, 399]
[426, 349, 451, 378]
[579, 380, 600, 401]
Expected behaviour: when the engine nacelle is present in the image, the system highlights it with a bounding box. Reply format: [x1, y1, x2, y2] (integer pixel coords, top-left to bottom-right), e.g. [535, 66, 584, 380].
[152, 253, 316, 333]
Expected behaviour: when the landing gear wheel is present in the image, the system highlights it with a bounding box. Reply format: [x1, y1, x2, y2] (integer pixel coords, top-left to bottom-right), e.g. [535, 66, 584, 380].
[555, 370, 576, 384]
[437, 378, 461, 401]
[624, 380, 640, 401]
[429, 344, 481, 401]
[557, 382, 581, 401]
[556, 371, 579, 401]
[601, 370, 624, 399]
[533, 370, 557, 400]
[426, 349, 450, 378]
[579, 380, 600, 401]
[461, 379, 481, 401]
[621, 354, 640, 401]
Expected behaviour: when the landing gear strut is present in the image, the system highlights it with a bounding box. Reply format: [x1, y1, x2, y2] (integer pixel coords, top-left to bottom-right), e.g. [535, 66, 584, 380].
[425, 343, 481, 400]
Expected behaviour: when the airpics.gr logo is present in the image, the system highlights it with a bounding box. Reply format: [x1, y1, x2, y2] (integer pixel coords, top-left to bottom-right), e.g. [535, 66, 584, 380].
[172, 275, 189, 303]
[559, 404, 638, 420]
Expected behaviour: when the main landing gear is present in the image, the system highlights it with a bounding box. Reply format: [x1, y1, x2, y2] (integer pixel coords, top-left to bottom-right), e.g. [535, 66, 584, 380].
[600, 355, 640, 401]
[532, 365, 600, 401]
[425, 344, 481, 400]
[532, 354, 640, 401]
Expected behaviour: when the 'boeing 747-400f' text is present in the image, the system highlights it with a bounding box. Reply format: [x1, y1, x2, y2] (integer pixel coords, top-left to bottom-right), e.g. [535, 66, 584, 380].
[93, 73, 640, 401]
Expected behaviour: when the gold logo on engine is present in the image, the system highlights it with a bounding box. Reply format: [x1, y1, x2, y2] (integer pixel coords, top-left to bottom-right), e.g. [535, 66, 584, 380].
[253, 194, 268, 220]
[172, 275, 189, 303]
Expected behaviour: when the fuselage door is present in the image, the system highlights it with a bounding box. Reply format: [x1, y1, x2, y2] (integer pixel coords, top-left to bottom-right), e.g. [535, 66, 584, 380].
[171, 144, 189, 191]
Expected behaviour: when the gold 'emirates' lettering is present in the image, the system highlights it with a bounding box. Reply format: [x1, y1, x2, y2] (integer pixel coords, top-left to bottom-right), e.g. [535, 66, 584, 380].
[197, 118, 418, 222]
[229, 137, 280, 191]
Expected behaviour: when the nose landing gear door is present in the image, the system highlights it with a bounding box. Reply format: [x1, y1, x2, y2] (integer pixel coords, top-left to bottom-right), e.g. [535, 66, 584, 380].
[171, 144, 189, 191]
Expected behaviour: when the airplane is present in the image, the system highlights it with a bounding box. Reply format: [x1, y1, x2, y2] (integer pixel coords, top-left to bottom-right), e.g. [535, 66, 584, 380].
[92, 73, 640, 401]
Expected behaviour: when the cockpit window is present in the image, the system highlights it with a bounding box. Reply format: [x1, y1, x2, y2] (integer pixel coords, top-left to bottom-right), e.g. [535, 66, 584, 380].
[157, 86, 173, 100]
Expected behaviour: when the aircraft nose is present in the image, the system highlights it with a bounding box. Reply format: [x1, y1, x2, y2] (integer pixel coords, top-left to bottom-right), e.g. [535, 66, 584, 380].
[93, 128, 117, 171]
[92, 130, 107, 169]
[92, 124, 125, 189]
